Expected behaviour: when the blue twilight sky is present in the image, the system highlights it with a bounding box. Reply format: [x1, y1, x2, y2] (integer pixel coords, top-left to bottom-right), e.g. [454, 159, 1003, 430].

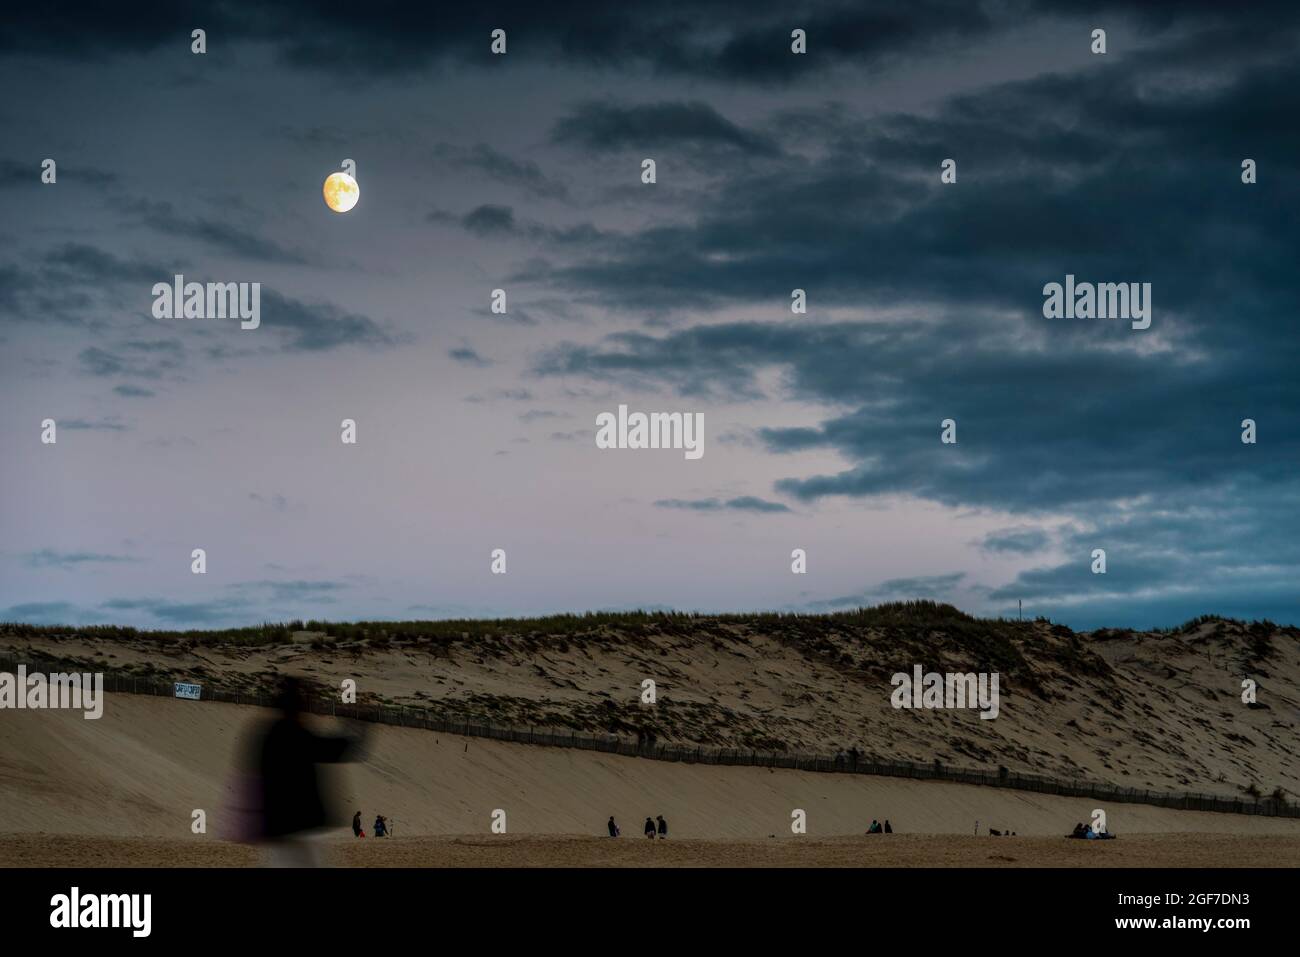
[1, 1, 1297, 631]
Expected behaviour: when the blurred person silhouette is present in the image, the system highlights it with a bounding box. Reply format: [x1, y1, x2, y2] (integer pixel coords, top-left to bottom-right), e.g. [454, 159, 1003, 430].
[352, 811, 363, 838]
[656, 814, 667, 839]
[607, 816, 620, 837]
[245, 675, 364, 866]
[644, 816, 656, 838]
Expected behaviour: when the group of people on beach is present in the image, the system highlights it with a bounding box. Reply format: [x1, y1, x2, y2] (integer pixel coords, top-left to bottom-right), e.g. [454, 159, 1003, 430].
[866, 819, 893, 833]
[1068, 822, 1115, 840]
[607, 815, 668, 838]
[352, 811, 390, 838]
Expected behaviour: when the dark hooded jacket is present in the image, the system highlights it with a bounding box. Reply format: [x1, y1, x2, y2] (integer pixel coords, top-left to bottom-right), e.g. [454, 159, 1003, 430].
[257, 714, 353, 838]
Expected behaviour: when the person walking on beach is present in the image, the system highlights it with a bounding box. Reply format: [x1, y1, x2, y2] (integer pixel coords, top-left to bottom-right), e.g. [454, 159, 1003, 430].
[608, 816, 620, 837]
[251, 675, 363, 867]
[352, 811, 363, 837]
[656, 815, 668, 839]
[644, 817, 656, 839]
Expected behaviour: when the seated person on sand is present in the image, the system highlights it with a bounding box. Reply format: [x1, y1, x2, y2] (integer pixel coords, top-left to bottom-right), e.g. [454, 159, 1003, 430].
[884, 820, 892, 834]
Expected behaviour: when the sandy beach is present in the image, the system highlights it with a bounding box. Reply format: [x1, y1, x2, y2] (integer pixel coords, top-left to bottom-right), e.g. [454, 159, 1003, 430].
[3, 691, 1297, 867]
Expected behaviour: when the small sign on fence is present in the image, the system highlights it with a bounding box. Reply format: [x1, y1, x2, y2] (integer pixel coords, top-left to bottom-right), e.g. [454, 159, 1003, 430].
[173, 682, 202, 700]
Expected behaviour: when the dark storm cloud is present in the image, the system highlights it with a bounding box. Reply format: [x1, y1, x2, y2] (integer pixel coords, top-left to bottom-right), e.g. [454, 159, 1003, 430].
[532, 28, 1300, 321]
[12, 2, 1285, 82]
[989, 487, 1300, 605]
[6, 4, 1299, 633]
[431, 143, 569, 201]
[434, 204, 605, 249]
[535, 325, 785, 400]
[7, 240, 393, 360]
[530, 18, 1300, 625]
[79, 340, 186, 380]
[39, 242, 177, 287]
[655, 496, 792, 513]
[551, 101, 782, 157]
[541, 315, 1297, 515]
[534, 27, 1300, 515]
[2, 243, 182, 326]
[112, 197, 313, 264]
[2, 253, 107, 326]
[0, 264, 35, 312]
[0, 2, 994, 81]
[461, 204, 516, 237]
[987, 493, 1300, 629]
[259, 291, 399, 352]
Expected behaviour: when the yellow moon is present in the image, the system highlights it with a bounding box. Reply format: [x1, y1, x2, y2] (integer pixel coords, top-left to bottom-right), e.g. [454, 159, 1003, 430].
[323, 171, 359, 213]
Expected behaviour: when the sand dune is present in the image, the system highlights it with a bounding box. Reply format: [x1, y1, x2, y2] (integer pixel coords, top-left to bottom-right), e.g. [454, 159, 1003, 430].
[5, 610, 1297, 802]
[3, 694, 1297, 846]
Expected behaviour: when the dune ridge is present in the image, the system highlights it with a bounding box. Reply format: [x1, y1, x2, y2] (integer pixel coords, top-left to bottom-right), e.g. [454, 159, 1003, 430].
[3, 604, 1297, 802]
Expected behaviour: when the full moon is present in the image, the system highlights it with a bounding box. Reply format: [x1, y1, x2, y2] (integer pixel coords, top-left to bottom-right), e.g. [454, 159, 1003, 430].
[323, 171, 359, 213]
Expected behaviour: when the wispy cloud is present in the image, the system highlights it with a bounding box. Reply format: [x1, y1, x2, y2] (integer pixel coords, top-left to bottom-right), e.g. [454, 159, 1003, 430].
[24, 549, 143, 569]
[655, 496, 792, 514]
[449, 346, 493, 367]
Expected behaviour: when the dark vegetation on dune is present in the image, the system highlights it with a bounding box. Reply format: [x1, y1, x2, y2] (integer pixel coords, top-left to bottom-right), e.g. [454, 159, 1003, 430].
[5, 600, 1292, 648]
